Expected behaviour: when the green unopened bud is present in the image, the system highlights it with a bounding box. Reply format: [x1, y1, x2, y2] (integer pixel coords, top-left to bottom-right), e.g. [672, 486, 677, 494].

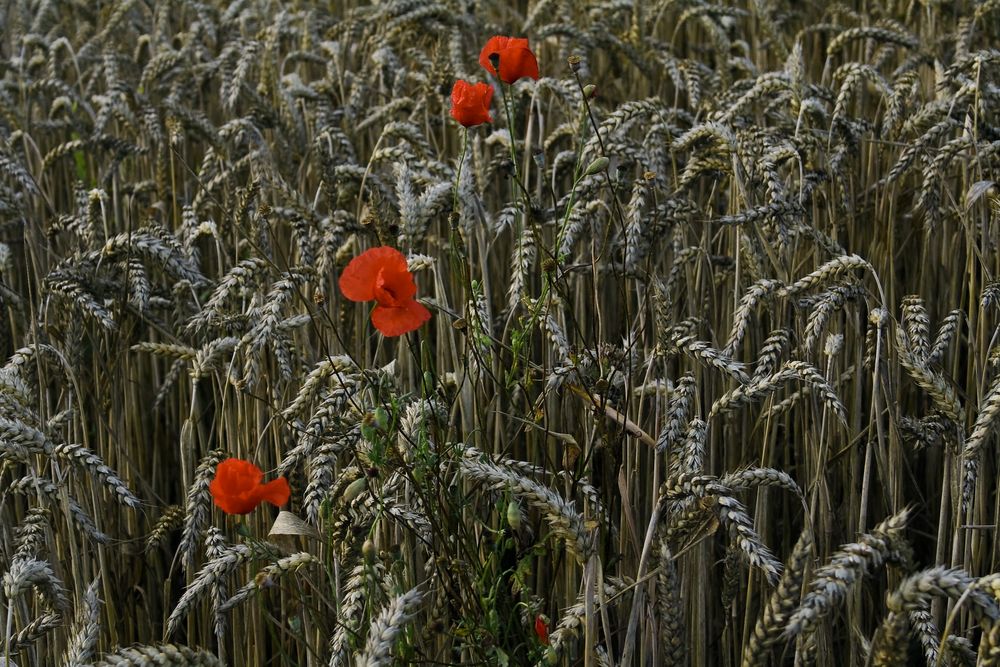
[289, 615, 303, 634]
[344, 477, 367, 503]
[506, 499, 522, 530]
[360, 421, 377, 442]
[362, 538, 377, 563]
[373, 407, 390, 431]
[584, 156, 610, 176]
[583, 84, 596, 98]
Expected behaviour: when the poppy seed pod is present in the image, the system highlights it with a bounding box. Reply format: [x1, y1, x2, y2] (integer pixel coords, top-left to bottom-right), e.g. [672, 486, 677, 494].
[585, 156, 610, 176]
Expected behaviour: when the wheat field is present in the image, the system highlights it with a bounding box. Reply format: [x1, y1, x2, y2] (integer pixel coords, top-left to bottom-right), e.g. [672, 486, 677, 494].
[1, 0, 1000, 665]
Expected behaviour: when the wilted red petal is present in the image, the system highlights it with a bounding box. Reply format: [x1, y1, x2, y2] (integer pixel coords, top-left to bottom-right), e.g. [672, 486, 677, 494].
[339, 246, 408, 302]
[371, 299, 431, 337]
[534, 615, 550, 645]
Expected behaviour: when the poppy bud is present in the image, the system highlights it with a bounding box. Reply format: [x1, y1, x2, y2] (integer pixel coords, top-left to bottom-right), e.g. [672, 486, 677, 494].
[567, 55, 582, 71]
[344, 477, 367, 503]
[542, 257, 557, 274]
[362, 538, 377, 563]
[373, 406, 390, 431]
[288, 615, 302, 633]
[453, 318, 468, 330]
[506, 499, 522, 530]
[360, 420, 377, 442]
[584, 156, 610, 176]
[583, 84, 596, 98]
[534, 614, 550, 645]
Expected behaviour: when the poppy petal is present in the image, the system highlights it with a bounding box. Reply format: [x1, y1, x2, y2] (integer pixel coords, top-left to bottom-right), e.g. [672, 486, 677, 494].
[256, 477, 291, 508]
[479, 35, 513, 75]
[210, 478, 256, 514]
[450, 80, 493, 127]
[371, 299, 431, 337]
[375, 262, 417, 305]
[339, 246, 408, 302]
[498, 46, 539, 84]
[535, 615, 550, 645]
[217, 458, 263, 486]
[209, 458, 287, 515]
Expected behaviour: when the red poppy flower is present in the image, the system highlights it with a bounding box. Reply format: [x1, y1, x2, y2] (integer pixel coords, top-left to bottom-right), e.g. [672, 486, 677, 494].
[450, 80, 493, 127]
[534, 614, 550, 645]
[479, 36, 539, 85]
[339, 246, 431, 337]
[209, 458, 290, 515]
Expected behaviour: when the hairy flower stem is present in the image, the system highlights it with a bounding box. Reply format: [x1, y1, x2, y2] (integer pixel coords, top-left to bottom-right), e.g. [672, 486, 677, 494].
[499, 82, 523, 191]
[450, 129, 475, 304]
[499, 79, 545, 389]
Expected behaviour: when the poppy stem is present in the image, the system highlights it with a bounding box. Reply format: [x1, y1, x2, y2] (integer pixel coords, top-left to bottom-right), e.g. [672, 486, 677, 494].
[449, 129, 475, 304]
[499, 82, 538, 215]
[499, 82, 520, 183]
[453, 128, 470, 219]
